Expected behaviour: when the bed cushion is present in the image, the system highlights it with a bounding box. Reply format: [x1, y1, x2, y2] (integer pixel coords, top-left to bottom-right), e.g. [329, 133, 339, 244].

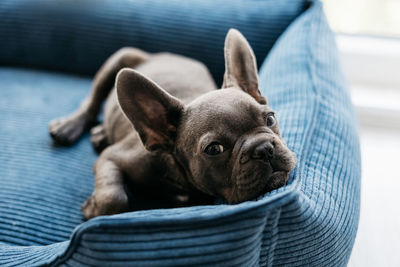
[0, 1, 360, 266]
[258, 1, 361, 265]
[0, 0, 307, 85]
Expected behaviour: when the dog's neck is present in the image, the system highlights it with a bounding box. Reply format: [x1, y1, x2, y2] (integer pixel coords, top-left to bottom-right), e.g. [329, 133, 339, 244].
[159, 152, 196, 191]
[158, 152, 216, 205]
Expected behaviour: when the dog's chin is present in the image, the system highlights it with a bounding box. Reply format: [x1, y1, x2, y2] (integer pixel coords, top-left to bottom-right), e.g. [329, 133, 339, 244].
[263, 170, 290, 192]
[223, 168, 290, 204]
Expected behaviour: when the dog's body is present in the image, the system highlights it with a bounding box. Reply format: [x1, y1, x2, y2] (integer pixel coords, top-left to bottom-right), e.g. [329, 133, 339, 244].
[49, 29, 296, 219]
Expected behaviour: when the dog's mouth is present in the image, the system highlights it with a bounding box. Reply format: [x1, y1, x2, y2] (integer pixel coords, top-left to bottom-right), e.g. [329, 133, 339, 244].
[263, 170, 290, 191]
[206, 143, 297, 204]
[232, 172, 287, 204]
[224, 156, 294, 204]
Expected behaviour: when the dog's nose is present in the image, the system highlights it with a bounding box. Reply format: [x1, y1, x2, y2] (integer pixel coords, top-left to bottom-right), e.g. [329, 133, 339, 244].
[250, 141, 275, 160]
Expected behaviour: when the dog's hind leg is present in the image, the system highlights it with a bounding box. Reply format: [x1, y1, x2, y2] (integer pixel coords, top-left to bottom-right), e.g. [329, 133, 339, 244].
[49, 48, 150, 145]
[90, 124, 109, 153]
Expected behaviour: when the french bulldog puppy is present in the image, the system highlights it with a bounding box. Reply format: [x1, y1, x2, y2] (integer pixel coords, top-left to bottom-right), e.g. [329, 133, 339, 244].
[49, 29, 296, 219]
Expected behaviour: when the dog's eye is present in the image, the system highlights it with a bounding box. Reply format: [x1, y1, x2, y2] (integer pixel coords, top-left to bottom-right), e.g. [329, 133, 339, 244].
[266, 114, 276, 127]
[204, 142, 224, 155]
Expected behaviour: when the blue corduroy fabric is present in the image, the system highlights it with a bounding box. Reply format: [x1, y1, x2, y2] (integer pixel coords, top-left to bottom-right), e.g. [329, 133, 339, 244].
[0, 0, 307, 85]
[258, 2, 361, 265]
[0, 1, 361, 266]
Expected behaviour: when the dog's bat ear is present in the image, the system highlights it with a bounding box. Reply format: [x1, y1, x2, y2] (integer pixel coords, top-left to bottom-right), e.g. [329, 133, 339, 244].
[116, 68, 184, 152]
[222, 28, 267, 105]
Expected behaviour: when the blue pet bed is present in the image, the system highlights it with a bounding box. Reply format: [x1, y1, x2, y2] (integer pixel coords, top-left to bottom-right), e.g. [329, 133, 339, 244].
[0, 0, 361, 266]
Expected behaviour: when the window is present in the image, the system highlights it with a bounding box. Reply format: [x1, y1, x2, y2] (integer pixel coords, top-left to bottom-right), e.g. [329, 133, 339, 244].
[324, 0, 400, 37]
[321, 0, 400, 128]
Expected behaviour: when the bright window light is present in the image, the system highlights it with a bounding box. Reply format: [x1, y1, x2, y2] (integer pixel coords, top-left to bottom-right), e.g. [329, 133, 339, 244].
[323, 0, 400, 37]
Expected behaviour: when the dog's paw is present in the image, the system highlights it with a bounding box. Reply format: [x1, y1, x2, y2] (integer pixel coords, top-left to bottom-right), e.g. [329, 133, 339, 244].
[81, 190, 129, 220]
[49, 113, 95, 146]
[90, 124, 109, 153]
[81, 195, 102, 220]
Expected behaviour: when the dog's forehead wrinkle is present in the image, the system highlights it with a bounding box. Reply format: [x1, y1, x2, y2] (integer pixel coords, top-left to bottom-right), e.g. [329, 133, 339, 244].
[187, 89, 263, 123]
[176, 92, 270, 153]
[188, 87, 246, 106]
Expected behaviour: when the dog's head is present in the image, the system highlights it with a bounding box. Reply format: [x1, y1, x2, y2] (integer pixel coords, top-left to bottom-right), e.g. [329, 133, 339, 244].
[116, 29, 296, 203]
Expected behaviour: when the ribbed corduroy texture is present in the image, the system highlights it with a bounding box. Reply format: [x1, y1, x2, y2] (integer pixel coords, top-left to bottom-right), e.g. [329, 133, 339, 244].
[0, 0, 307, 85]
[0, 70, 96, 248]
[258, 2, 361, 265]
[0, 1, 361, 266]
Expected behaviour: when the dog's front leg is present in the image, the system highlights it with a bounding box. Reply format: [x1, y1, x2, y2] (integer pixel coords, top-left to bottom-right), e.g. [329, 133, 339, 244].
[82, 134, 160, 219]
[81, 156, 129, 220]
